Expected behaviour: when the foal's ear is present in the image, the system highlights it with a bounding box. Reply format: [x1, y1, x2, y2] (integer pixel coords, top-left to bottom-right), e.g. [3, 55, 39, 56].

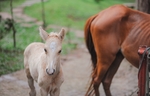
[39, 26, 48, 41]
[59, 28, 65, 40]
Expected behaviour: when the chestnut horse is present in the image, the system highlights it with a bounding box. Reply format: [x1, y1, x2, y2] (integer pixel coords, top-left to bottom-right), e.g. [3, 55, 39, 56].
[24, 27, 65, 96]
[84, 5, 150, 96]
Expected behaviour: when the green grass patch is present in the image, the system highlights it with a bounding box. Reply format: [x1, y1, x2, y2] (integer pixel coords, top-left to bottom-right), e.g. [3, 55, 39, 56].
[0, 0, 26, 12]
[0, 24, 76, 54]
[0, 24, 41, 50]
[24, 0, 133, 29]
[0, 49, 23, 75]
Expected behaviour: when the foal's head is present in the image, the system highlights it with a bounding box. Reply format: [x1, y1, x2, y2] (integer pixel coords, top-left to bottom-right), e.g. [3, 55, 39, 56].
[39, 27, 65, 75]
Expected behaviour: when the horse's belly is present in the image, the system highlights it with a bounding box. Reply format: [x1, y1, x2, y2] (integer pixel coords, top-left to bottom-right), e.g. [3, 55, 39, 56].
[121, 42, 140, 68]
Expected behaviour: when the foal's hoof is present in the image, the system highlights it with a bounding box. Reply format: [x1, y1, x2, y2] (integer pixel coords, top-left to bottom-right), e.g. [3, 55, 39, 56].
[29, 90, 36, 96]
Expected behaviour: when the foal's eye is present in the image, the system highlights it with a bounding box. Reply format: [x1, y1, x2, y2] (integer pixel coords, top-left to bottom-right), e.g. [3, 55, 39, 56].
[58, 50, 62, 54]
[44, 48, 47, 53]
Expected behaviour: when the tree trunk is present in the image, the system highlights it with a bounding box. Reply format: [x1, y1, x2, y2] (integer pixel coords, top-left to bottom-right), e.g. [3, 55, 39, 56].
[10, 0, 16, 48]
[41, 0, 46, 29]
[137, 0, 150, 14]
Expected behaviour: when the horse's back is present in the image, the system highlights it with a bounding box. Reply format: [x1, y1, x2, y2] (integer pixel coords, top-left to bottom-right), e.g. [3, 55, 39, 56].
[90, 5, 131, 50]
[24, 42, 44, 57]
[91, 4, 150, 38]
[92, 5, 129, 30]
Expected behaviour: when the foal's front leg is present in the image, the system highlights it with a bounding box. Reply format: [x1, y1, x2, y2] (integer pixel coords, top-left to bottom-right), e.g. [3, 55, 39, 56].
[26, 70, 36, 96]
[40, 88, 48, 96]
[50, 88, 60, 96]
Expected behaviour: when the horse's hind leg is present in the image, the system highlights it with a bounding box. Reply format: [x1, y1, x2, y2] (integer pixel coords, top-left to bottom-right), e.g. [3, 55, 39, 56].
[92, 45, 120, 96]
[26, 69, 36, 96]
[102, 52, 124, 96]
[93, 56, 116, 96]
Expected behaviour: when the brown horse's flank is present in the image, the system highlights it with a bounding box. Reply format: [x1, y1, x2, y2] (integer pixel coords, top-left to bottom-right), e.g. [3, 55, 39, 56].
[84, 5, 150, 96]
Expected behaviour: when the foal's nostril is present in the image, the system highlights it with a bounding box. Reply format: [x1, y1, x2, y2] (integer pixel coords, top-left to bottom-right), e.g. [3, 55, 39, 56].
[46, 68, 49, 74]
[53, 69, 55, 73]
[46, 68, 55, 75]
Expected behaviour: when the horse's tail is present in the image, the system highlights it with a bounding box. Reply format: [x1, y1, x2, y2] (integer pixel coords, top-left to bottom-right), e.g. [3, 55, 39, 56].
[84, 14, 98, 69]
[84, 14, 98, 95]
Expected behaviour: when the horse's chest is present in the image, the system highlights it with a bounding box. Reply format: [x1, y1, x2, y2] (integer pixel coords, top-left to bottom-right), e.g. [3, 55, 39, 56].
[31, 70, 38, 81]
[49, 82, 57, 91]
[38, 77, 58, 91]
[38, 73, 52, 86]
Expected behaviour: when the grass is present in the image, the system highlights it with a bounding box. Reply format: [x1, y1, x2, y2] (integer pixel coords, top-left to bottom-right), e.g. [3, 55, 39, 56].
[24, 0, 134, 29]
[0, 23, 77, 52]
[0, 0, 25, 12]
[0, 49, 23, 75]
[0, 25, 41, 50]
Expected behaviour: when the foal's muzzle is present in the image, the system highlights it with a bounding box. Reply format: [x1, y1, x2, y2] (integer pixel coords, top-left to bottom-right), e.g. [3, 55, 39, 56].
[46, 68, 55, 75]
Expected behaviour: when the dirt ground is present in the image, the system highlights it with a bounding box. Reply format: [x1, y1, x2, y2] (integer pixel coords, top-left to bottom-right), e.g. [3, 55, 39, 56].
[0, 44, 138, 96]
[0, 0, 139, 96]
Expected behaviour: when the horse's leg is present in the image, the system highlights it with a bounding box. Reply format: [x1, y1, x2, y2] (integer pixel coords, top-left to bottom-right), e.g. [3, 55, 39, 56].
[50, 70, 63, 96]
[93, 56, 117, 96]
[102, 52, 124, 96]
[92, 43, 120, 96]
[50, 88, 60, 96]
[40, 88, 48, 96]
[26, 69, 36, 96]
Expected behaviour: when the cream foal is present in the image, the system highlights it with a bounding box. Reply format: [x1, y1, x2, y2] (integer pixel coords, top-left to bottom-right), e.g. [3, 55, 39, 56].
[24, 27, 65, 96]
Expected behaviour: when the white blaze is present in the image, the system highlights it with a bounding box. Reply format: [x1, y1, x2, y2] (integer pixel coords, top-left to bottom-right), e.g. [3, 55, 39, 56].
[50, 42, 56, 51]
[50, 60, 53, 69]
[49, 42, 56, 69]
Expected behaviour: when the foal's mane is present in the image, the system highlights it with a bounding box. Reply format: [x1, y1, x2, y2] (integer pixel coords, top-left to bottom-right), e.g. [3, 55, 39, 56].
[48, 32, 61, 40]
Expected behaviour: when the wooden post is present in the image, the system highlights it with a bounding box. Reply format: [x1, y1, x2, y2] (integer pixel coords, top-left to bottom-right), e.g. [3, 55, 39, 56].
[137, 0, 150, 14]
